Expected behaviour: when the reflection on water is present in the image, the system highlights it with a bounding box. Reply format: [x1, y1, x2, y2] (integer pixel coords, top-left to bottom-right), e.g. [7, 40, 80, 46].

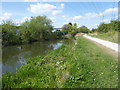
[2, 40, 63, 75]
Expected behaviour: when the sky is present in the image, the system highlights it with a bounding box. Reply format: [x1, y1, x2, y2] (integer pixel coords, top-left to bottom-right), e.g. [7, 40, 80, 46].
[0, 1, 119, 29]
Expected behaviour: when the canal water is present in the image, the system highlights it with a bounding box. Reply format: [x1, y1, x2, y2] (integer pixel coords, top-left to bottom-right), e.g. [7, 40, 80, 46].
[1, 39, 73, 75]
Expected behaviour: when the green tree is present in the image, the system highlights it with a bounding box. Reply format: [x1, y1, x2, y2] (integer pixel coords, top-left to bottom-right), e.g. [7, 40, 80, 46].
[97, 23, 109, 33]
[73, 23, 77, 31]
[29, 16, 53, 41]
[20, 20, 32, 43]
[20, 16, 53, 42]
[90, 28, 97, 33]
[78, 26, 90, 33]
[68, 22, 72, 26]
[62, 23, 73, 34]
[108, 20, 119, 31]
[2, 20, 21, 45]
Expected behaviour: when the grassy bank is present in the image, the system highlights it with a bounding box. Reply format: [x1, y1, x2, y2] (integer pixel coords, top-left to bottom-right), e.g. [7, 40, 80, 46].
[90, 31, 118, 43]
[2, 37, 118, 88]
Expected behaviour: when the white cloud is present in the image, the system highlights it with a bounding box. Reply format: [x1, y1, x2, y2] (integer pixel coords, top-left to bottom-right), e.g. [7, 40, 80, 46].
[49, 17, 56, 23]
[59, 3, 64, 9]
[62, 16, 73, 21]
[103, 19, 110, 23]
[27, 3, 64, 15]
[28, 3, 56, 14]
[73, 16, 83, 20]
[84, 12, 98, 18]
[71, 13, 98, 20]
[52, 10, 62, 15]
[100, 7, 118, 16]
[72, 7, 118, 20]
[0, 12, 12, 21]
[62, 16, 68, 20]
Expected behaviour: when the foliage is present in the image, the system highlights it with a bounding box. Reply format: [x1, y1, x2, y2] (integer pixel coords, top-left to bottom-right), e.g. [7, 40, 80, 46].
[2, 20, 21, 45]
[52, 30, 64, 39]
[1, 16, 64, 46]
[20, 16, 53, 42]
[2, 37, 118, 88]
[90, 28, 97, 33]
[90, 31, 118, 43]
[97, 23, 109, 33]
[62, 23, 73, 34]
[62, 23, 78, 37]
[78, 26, 90, 33]
[108, 20, 120, 31]
[96, 20, 120, 33]
[90, 20, 119, 43]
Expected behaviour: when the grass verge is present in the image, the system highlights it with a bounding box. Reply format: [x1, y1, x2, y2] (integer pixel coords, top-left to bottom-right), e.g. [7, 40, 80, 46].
[2, 37, 118, 88]
[90, 31, 118, 43]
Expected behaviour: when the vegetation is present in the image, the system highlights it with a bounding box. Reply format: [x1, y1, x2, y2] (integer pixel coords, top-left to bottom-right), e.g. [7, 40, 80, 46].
[90, 20, 120, 33]
[2, 37, 118, 88]
[62, 22, 75, 34]
[1, 15, 119, 88]
[78, 26, 89, 34]
[2, 20, 21, 45]
[89, 20, 119, 43]
[1, 18, 119, 46]
[1, 16, 64, 46]
[62, 23, 90, 37]
[90, 31, 118, 43]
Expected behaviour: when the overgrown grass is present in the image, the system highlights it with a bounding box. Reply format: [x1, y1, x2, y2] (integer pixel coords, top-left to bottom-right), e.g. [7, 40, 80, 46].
[90, 31, 118, 43]
[2, 37, 118, 88]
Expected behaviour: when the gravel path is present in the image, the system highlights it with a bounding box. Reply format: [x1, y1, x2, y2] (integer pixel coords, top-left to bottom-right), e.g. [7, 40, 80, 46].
[83, 34, 119, 52]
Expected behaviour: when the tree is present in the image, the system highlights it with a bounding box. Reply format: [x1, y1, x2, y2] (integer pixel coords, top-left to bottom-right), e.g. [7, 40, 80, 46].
[20, 16, 53, 42]
[29, 16, 53, 41]
[78, 26, 90, 33]
[73, 23, 77, 31]
[97, 23, 109, 33]
[91, 28, 97, 33]
[108, 20, 119, 31]
[62, 23, 73, 34]
[68, 22, 72, 26]
[2, 20, 21, 45]
[20, 20, 32, 43]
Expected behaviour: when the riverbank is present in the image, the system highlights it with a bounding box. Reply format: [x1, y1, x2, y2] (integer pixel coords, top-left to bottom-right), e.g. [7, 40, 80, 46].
[2, 39, 73, 75]
[2, 36, 118, 88]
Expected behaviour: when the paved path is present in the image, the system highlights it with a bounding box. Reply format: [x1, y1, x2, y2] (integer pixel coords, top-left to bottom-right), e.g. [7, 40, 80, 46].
[83, 34, 119, 52]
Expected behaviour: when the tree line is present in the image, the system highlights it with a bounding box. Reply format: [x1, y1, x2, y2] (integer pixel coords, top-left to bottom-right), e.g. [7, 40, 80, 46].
[91, 20, 120, 33]
[61, 20, 119, 35]
[1, 16, 64, 46]
[62, 22, 90, 35]
[1, 15, 119, 46]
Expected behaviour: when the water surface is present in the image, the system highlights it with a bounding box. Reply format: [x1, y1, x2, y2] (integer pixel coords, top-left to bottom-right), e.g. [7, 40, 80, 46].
[2, 40, 63, 75]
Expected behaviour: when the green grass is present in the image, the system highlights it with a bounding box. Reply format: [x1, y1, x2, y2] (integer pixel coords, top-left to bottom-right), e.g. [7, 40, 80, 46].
[2, 37, 118, 88]
[90, 31, 118, 43]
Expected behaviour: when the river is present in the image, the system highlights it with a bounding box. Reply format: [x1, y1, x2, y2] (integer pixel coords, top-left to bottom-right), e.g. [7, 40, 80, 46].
[1, 39, 73, 75]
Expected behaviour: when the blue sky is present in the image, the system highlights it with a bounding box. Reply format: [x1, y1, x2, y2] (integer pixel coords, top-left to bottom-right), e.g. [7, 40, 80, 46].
[1, 2, 118, 29]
